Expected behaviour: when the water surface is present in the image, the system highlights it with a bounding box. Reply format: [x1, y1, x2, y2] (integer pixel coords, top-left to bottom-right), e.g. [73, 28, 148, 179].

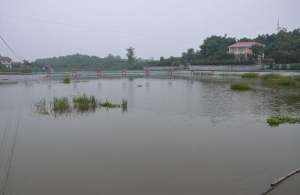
[0, 77, 300, 195]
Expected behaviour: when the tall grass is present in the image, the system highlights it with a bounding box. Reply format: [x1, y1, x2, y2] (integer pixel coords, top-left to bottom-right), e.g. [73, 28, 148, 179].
[35, 98, 49, 115]
[36, 96, 128, 115]
[73, 94, 97, 111]
[53, 97, 70, 113]
[122, 99, 128, 111]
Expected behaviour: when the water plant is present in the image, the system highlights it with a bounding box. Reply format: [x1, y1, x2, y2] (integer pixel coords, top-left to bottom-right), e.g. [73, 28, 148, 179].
[53, 97, 70, 113]
[230, 81, 251, 91]
[260, 74, 283, 81]
[63, 77, 71, 84]
[260, 74, 300, 87]
[73, 94, 97, 111]
[267, 115, 300, 127]
[35, 98, 49, 115]
[122, 99, 128, 111]
[100, 100, 121, 108]
[241, 73, 259, 79]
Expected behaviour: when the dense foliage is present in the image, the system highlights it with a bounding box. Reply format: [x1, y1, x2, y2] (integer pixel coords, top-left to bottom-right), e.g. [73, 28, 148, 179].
[255, 29, 300, 64]
[159, 29, 300, 66]
[2, 28, 297, 72]
[33, 53, 155, 71]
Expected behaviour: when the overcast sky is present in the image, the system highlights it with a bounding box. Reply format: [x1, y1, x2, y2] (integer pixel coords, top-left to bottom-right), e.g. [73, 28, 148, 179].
[0, 0, 299, 61]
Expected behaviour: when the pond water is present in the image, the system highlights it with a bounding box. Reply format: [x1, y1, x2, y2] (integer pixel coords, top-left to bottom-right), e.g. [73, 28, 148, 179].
[0, 76, 300, 195]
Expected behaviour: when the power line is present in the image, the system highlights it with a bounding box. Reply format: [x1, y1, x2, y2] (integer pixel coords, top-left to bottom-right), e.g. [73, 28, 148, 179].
[0, 33, 24, 61]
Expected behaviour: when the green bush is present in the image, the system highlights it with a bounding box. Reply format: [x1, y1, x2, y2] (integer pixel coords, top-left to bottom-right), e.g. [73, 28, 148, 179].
[241, 73, 259, 79]
[231, 81, 251, 91]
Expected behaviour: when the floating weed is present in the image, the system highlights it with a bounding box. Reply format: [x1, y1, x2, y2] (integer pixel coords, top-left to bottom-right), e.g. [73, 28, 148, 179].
[260, 74, 283, 81]
[241, 73, 259, 79]
[63, 77, 71, 84]
[100, 100, 121, 108]
[267, 115, 300, 127]
[231, 81, 251, 91]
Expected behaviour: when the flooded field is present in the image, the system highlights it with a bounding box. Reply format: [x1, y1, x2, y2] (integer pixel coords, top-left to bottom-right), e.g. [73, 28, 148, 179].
[0, 75, 300, 195]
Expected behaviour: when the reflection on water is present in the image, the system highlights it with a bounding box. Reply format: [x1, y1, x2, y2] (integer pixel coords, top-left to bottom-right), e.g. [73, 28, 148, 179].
[0, 77, 300, 195]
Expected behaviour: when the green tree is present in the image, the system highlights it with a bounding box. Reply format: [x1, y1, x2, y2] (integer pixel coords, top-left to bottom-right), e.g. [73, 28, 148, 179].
[126, 46, 136, 65]
[182, 48, 195, 64]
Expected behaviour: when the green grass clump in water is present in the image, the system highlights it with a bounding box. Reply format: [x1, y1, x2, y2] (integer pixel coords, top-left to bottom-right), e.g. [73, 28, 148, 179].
[274, 77, 298, 86]
[231, 81, 251, 91]
[73, 94, 97, 111]
[241, 73, 259, 79]
[53, 97, 70, 113]
[36, 98, 49, 115]
[292, 75, 300, 82]
[63, 77, 71, 84]
[260, 74, 299, 87]
[100, 100, 121, 108]
[260, 74, 283, 81]
[122, 99, 128, 111]
[267, 115, 300, 127]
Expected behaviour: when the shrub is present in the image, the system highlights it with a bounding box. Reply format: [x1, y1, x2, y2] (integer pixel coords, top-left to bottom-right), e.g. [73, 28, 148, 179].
[241, 73, 259, 79]
[231, 81, 251, 91]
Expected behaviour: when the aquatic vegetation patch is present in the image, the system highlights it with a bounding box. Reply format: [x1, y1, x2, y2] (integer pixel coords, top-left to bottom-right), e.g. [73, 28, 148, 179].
[241, 73, 259, 79]
[35, 98, 49, 115]
[273, 77, 298, 86]
[73, 94, 97, 111]
[36, 96, 128, 115]
[267, 115, 300, 127]
[231, 81, 251, 91]
[121, 99, 128, 111]
[100, 100, 121, 108]
[260, 74, 283, 81]
[63, 77, 71, 84]
[53, 97, 70, 113]
[260, 74, 300, 88]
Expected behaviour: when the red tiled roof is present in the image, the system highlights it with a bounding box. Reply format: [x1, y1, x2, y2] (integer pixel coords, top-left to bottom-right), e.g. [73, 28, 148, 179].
[228, 41, 264, 48]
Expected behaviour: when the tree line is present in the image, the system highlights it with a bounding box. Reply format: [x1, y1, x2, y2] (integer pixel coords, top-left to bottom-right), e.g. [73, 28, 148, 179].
[158, 28, 300, 66]
[31, 28, 300, 71]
